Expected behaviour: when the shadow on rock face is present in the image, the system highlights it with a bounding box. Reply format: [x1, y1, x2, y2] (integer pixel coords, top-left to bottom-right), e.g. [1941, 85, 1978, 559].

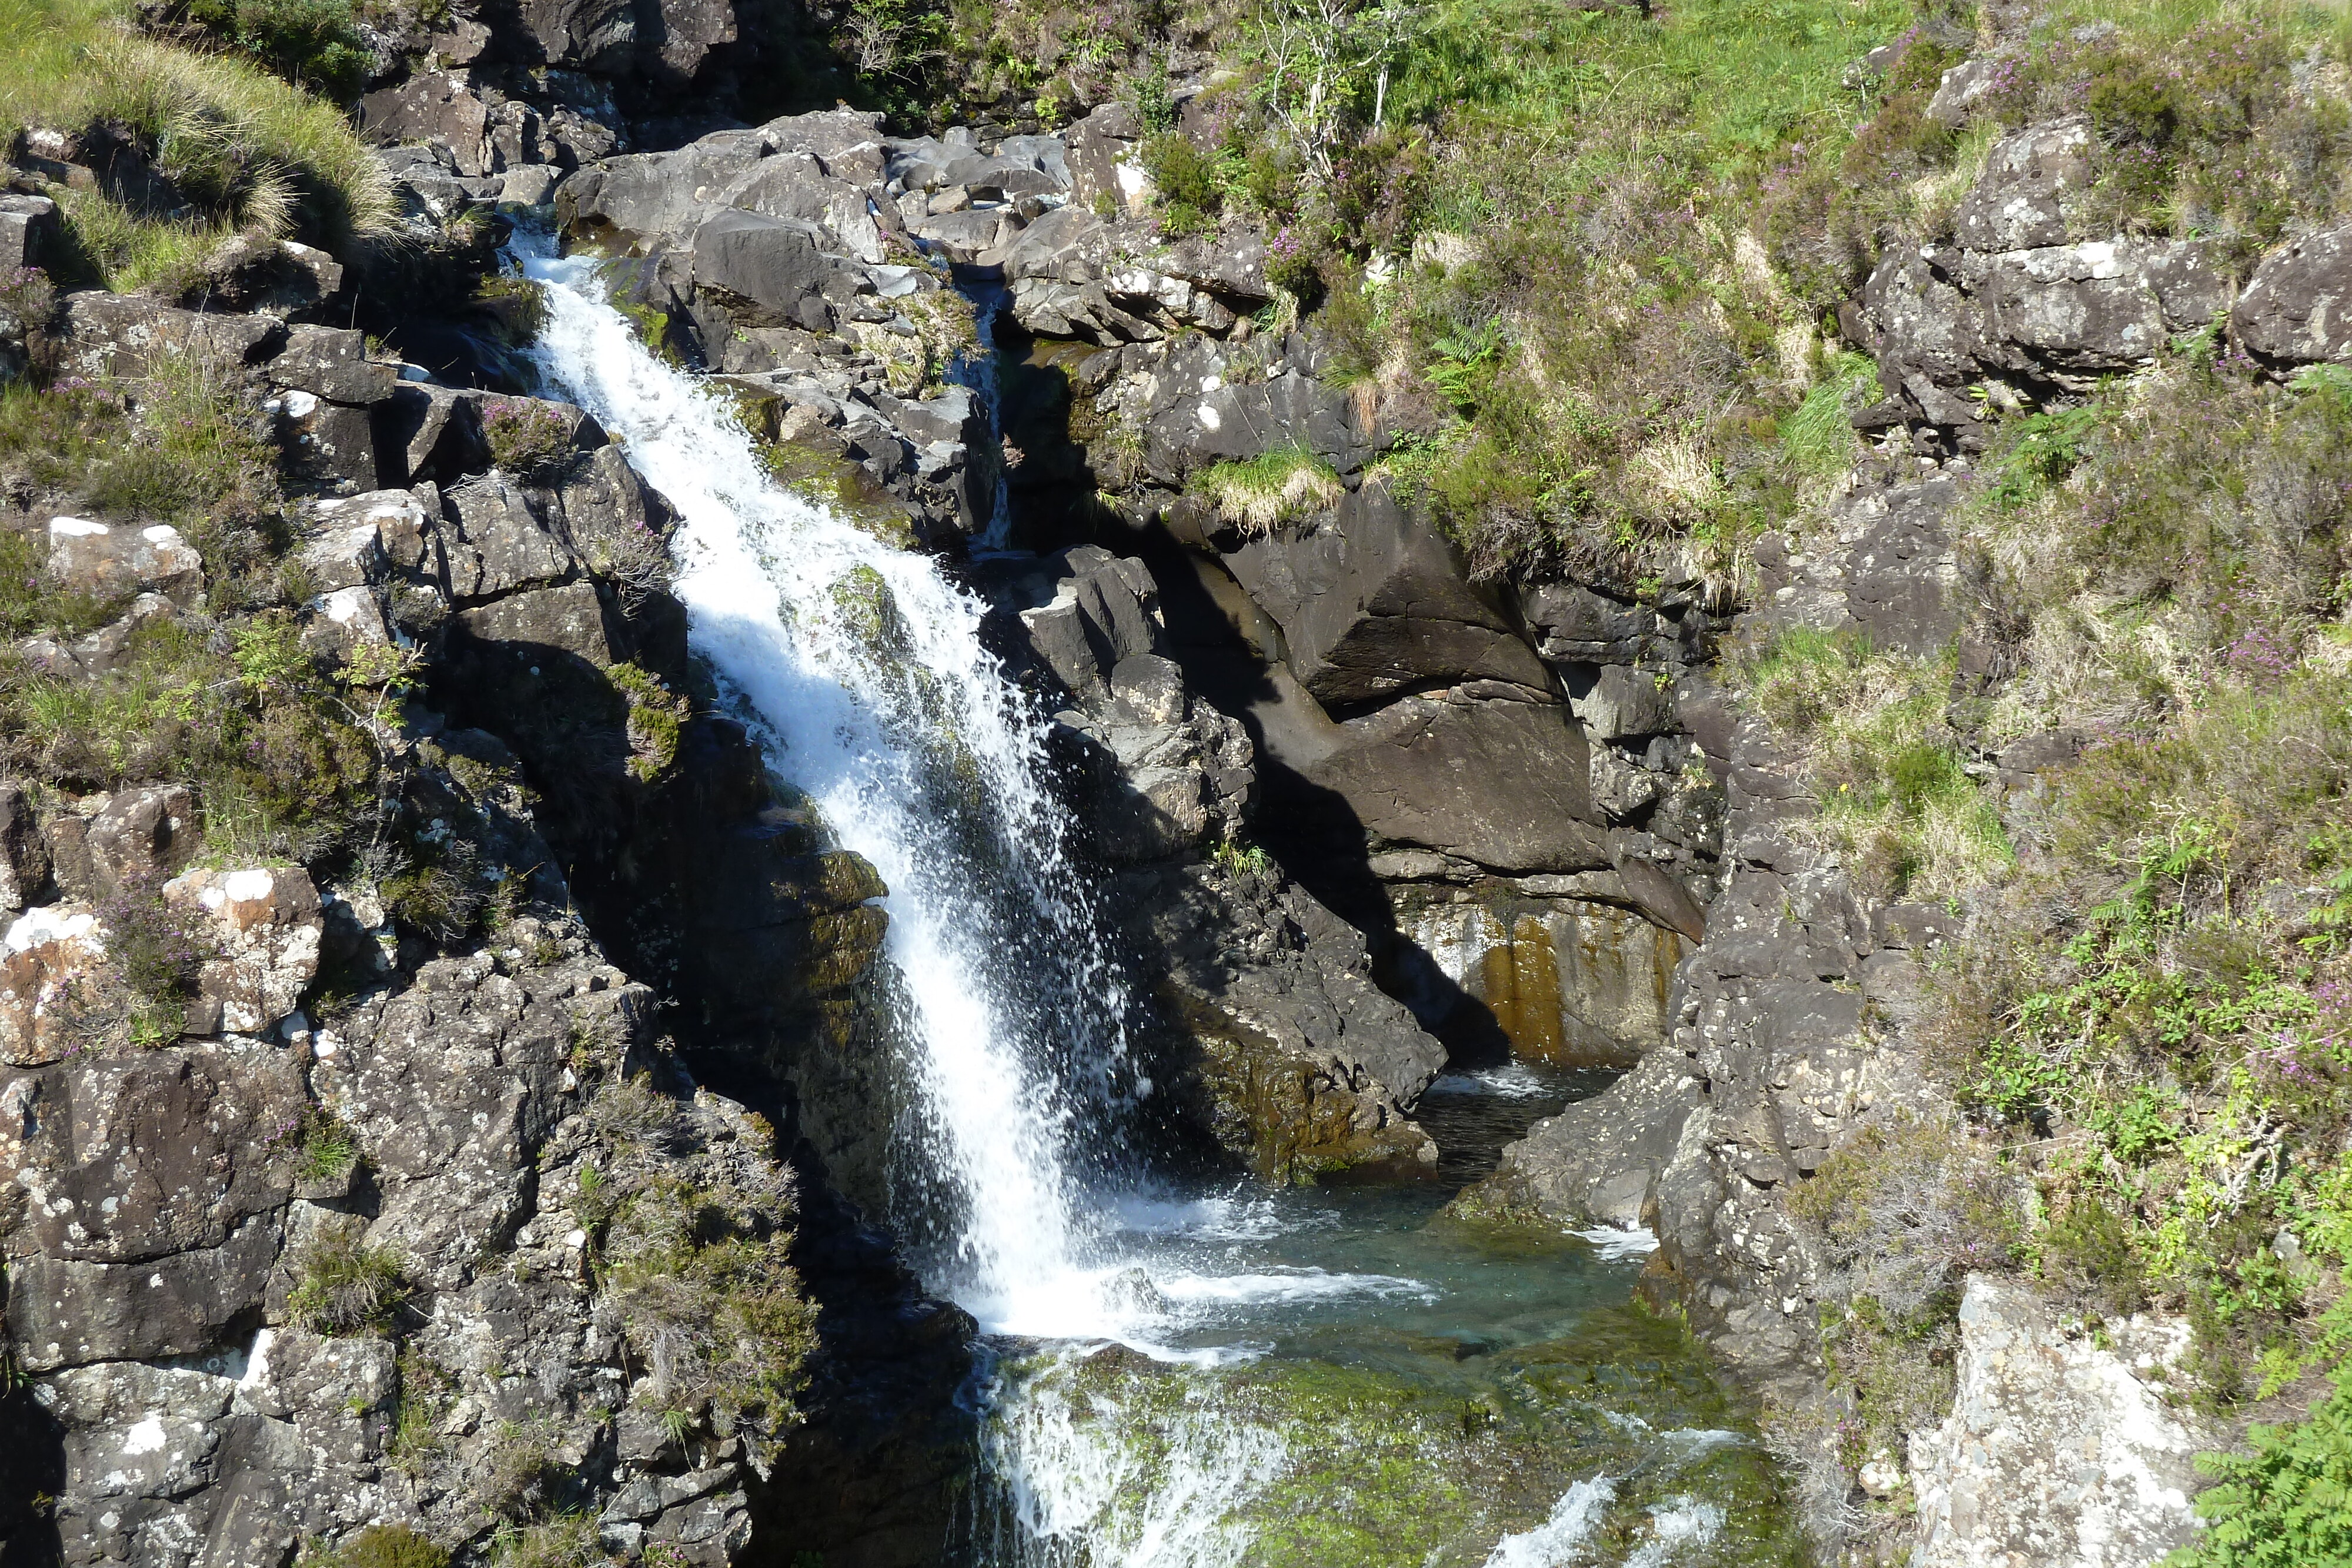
[0, 1373, 65, 1567]
[1139, 537, 1512, 1068]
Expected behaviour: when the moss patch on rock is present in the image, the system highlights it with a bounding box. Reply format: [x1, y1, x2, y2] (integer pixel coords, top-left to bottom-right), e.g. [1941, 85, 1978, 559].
[986, 1303, 1808, 1568]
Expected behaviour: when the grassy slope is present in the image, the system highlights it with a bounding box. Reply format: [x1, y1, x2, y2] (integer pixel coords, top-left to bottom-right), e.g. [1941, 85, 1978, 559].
[1003, 0, 2352, 1550]
[0, 0, 393, 289]
[1364, 0, 2352, 1552]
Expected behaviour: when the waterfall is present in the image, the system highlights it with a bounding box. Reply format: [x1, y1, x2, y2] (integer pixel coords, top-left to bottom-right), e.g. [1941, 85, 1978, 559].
[513, 234, 1788, 1568]
[952, 278, 1018, 554]
[517, 236, 1130, 1337]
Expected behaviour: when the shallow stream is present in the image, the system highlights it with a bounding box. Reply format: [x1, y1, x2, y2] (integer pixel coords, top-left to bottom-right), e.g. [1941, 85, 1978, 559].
[971, 1065, 1806, 1568]
[514, 235, 1802, 1568]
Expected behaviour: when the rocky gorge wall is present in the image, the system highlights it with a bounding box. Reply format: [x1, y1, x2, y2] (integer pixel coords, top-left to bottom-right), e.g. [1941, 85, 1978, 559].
[0, 60, 1730, 1562]
[7, 0, 2352, 1563]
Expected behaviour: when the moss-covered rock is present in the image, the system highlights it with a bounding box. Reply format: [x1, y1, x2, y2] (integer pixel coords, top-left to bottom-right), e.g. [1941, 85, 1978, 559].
[984, 1304, 1809, 1568]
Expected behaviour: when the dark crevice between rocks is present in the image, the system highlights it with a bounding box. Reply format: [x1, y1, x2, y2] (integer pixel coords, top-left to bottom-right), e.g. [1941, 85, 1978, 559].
[0, 1368, 66, 1568]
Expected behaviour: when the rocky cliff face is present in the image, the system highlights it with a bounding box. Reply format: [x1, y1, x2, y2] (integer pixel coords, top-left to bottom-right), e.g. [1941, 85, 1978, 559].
[1452, 54, 2352, 1560]
[9, 0, 2351, 1560]
[0, 122, 971, 1564]
[0, 48, 1743, 1555]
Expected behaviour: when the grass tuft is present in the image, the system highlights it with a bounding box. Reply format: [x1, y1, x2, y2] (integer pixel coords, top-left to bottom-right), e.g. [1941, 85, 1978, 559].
[0, 0, 395, 289]
[287, 1218, 408, 1334]
[1192, 444, 1344, 534]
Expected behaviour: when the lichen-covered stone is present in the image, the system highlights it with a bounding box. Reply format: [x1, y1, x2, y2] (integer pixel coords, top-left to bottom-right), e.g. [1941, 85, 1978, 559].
[1907, 1276, 2211, 1568]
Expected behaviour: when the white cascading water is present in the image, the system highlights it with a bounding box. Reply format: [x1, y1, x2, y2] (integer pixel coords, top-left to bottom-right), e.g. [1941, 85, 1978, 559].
[517, 236, 1120, 1335]
[516, 238, 1312, 1563]
[514, 237, 1746, 1568]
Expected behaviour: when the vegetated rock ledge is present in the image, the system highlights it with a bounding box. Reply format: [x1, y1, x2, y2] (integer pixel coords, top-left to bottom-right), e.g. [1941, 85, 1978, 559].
[0, 206, 967, 1566]
[1449, 78, 2352, 1565]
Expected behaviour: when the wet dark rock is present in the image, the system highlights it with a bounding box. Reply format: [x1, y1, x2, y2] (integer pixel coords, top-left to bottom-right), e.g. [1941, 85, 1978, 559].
[1522, 580, 1652, 664]
[516, 0, 640, 73]
[1129, 862, 1445, 1182]
[360, 71, 496, 178]
[191, 236, 348, 320]
[1224, 483, 1547, 705]
[1462, 456, 1974, 1412]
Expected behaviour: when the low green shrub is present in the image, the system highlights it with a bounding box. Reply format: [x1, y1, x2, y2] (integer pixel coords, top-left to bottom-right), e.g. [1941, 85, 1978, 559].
[377, 836, 486, 943]
[607, 663, 688, 783]
[288, 1219, 408, 1333]
[588, 1072, 676, 1145]
[98, 870, 213, 1045]
[183, 0, 372, 100]
[481, 399, 576, 479]
[1212, 839, 1273, 879]
[2165, 1368, 2352, 1568]
[1738, 628, 2010, 900]
[309, 1524, 449, 1568]
[486, 1514, 602, 1568]
[290, 1108, 360, 1184]
[1930, 660, 2352, 1403]
[2037, 1188, 2150, 1320]
[599, 1178, 818, 1445]
[1790, 1119, 2025, 1464]
[1141, 132, 1220, 236]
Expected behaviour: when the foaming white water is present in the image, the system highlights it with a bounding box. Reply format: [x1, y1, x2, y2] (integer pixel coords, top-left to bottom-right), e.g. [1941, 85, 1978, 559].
[1155, 1269, 1438, 1306]
[1573, 1223, 1662, 1262]
[518, 237, 1123, 1337]
[1624, 1496, 1727, 1568]
[1422, 1064, 1562, 1098]
[984, 1357, 1285, 1568]
[1109, 1192, 1328, 1242]
[1482, 1477, 1616, 1568]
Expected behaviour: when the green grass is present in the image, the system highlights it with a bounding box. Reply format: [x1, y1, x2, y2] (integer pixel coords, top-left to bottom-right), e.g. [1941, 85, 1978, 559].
[1264, 0, 1923, 585]
[596, 1177, 818, 1450]
[1185, 0, 2352, 586]
[0, 0, 395, 287]
[1392, 0, 1910, 183]
[1192, 444, 1344, 534]
[1738, 628, 2012, 900]
[287, 1220, 408, 1333]
[306, 1526, 450, 1568]
[1779, 352, 1880, 479]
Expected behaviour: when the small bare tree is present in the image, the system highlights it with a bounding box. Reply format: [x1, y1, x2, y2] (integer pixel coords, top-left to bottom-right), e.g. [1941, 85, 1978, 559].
[843, 0, 941, 82]
[1254, 0, 1429, 182]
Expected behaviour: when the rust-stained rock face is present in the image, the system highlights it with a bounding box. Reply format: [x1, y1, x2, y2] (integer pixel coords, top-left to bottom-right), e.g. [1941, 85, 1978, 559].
[166, 867, 325, 1037]
[0, 907, 106, 1067]
[1404, 898, 1685, 1069]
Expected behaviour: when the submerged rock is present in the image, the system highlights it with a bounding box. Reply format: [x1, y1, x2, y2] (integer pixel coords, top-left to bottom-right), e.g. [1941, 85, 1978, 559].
[983, 1300, 1806, 1567]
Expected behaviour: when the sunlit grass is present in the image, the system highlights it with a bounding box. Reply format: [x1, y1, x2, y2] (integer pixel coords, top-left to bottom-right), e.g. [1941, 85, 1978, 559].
[0, 0, 395, 287]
